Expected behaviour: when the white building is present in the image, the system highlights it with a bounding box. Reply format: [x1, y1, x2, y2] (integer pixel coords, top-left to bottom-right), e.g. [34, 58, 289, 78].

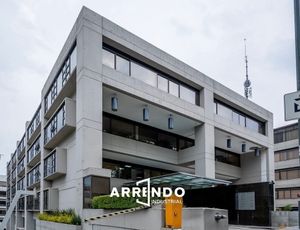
[5, 7, 274, 229]
[0, 175, 7, 223]
[274, 123, 300, 210]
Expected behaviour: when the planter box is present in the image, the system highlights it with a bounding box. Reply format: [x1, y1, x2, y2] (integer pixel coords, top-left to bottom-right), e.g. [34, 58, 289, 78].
[36, 220, 82, 230]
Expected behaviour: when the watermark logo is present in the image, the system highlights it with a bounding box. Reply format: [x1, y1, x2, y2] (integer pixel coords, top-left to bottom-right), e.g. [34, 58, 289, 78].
[110, 178, 185, 207]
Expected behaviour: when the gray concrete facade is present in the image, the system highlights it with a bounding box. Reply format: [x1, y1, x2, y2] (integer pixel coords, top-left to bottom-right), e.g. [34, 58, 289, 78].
[5, 6, 274, 230]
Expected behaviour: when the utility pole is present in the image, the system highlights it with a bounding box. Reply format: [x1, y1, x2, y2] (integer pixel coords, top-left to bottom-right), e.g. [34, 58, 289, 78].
[293, 0, 300, 228]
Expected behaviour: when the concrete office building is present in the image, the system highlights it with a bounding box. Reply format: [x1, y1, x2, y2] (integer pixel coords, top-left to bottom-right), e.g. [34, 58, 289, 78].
[274, 123, 300, 210]
[5, 7, 275, 229]
[0, 175, 6, 224]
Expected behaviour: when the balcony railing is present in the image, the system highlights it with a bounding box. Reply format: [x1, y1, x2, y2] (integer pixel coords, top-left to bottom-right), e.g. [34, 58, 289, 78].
[17, 177, 25, 191]
[27, 164, 40, 188]
[17, 157, 25, 176]
[44, 45, 77, 118]
[44, 99, 76, 149]
[44, 148, 67, 180]
[17, 135, 26, 159]
[27, 136, 41, 167]
[27, 105, 41, 144]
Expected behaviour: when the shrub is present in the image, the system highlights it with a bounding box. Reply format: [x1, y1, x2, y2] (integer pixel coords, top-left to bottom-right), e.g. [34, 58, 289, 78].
[282, 204, 293, 211]
[37, 209, 81, 225]
[92, 195, 143, 209]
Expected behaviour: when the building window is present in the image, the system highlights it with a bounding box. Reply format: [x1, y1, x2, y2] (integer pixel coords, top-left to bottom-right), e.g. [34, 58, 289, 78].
[276, 188, 300, 199]
[44, 45, 76, 113]
[27, 105, 41, 140]
[158, 75, 168, 92]
[215, 148, 241, 167]
[102, 49, 115, 68]
[131, 62, 157, 87]
[43, 190, 48, 210]
[103, 159, 173, 181]
[102, 46, 200, 105]
[44, 152, 56, 178]
[274, 124, 298, 143]
[275, 148, 299, 162]
[275, 167, 300, 180]
[44, 104, 66, 144]
[169, 81, 179, 97]
[27, 164, 40, 187]
[180, 85, 196, 104]
[116, 55, 130, 75]
[214, 100, 265, 135]
[103, 112, 195, 151]
[27, 136, 41, 163]
[83, 176, 110, 209]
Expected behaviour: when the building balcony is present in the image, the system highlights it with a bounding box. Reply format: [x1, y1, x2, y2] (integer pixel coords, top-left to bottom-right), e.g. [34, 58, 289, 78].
[44, 46, 76, 119]
[17, 135, 26, 160]
[27, 105, 41, 145]
[43, 188, 59, 211]
[44, 148, 67, 181]
[44, 98, 76, 149]
[17, 157, 25, 177]
[27, 136, 41, 167]
[27, 164, 41, 189]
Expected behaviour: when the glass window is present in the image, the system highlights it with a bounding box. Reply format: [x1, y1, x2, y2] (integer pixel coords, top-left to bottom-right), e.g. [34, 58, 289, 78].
[70, 46, 77, 74]
[180, 85, 195, 104]
[158, 75, 168, 92]
[284, 190, 291, 199]
[157, 132, 177, 151]
[274, 153, 280, 162]
[280, 171, 287, 180]
[246, 117, 259, 132]
[275, 171, 280, 180]
[232, 112, 239, 125]
[287, 169, 299, 180]
[179, 139, 195, 150]
[217, 103, 232, 120]
[278, 190, 284, 199]
[111, 119, 135, 139]
[215, 148, 240, 167]
[83, 176, 110, 208]
[102, 49, 115, 69]
[131, 62, 157, 87]
[169, 81, 179, 97]
[291, 189, 300, 199]
[116, 55, 129, 75]
[287, 148, 299, 160]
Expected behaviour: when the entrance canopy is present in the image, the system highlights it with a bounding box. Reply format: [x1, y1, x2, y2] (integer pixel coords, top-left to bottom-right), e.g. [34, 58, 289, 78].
[124, 172, 231, 189]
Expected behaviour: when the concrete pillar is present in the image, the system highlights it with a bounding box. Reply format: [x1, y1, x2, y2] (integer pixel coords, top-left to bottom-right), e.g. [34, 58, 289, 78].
[76, 15, 103, 171]
[75, 15, 103, 213]
[194, 123, 215, 179]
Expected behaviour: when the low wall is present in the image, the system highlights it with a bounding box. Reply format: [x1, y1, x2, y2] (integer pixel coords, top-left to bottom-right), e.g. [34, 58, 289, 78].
[82, 206, 228, 230]
[36, 220, 82, 230]
[271, 211, 299, 227]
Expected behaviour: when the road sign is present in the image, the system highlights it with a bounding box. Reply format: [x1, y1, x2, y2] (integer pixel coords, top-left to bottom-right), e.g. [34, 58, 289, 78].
[284, 91, 300, 121]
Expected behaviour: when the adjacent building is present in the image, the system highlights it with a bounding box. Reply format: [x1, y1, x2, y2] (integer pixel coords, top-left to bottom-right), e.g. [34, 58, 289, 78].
[274, 123, 300, 210]
[5, 7, 274, 229]
[0, 175, 7, 223]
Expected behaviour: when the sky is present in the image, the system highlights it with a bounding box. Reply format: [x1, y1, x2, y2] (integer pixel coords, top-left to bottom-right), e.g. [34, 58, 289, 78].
[0, 0, 297, 175]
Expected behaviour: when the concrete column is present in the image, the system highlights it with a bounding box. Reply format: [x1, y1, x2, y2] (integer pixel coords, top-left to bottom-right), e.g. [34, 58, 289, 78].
[194, 123, 215, 179]
[76, 18, 103, 171]
[75, 16, 103, 213]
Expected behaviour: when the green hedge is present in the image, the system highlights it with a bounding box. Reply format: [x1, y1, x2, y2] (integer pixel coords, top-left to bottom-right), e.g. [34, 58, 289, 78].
[37, 209, 81, 225]
[92, 195, 146, 209]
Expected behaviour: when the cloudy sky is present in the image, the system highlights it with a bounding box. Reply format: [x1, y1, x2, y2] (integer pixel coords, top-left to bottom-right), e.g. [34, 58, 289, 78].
[0, 0, 296, 174]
